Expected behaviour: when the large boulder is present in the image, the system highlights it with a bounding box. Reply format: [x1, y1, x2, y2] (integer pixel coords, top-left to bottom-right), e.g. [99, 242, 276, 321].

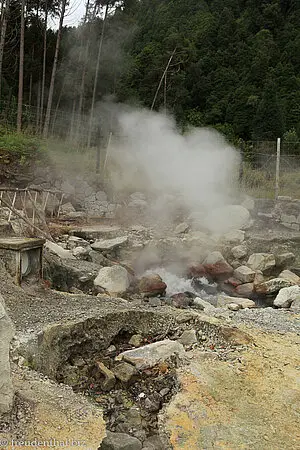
[256, 278, 293, 295]
[217, 295, 255, 309]
[231, 245, 248, 260]
[138, 274, 167, 297]
[234, 266, 256, 283]
[91, 236, 128, 252]
[278, 270, 300, 285]
[247, 253, 276, 274]
[275, 252, 295, 268]
[100, 431, 142, 450]
[0, 294, 14, 415]
[222, 229, 245, 244]
[115, 339, 185, 370]
[94, 266, 130, 295]
[202, 205, 250, 234]
[45, 241, 75, 260]
[273, 285, 300, 308]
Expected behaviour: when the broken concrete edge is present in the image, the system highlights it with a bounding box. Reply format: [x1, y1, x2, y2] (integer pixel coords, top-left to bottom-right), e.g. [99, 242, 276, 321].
[12, 305, 254, 381]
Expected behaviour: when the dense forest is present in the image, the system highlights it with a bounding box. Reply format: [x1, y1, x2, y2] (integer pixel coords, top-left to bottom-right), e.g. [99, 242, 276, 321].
[0, 0, 299, 144]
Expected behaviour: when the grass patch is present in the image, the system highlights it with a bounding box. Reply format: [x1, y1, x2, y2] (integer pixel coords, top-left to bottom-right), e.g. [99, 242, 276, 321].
[0, 126, 42, 166]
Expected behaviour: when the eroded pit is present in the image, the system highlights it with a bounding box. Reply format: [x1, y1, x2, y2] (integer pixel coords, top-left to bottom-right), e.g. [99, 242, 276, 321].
[22, 307, 251, 449]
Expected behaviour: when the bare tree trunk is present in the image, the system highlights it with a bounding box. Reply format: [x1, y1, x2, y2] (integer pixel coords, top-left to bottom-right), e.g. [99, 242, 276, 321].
[50, 77, 65, 135]
[87, 1, 109, 147]
[43, 0, 67, 138]
[39, 2, 47, 132]
[28, 45, 34, 106]
[75, 0, 91, 144]
[17, 0, 25, 132]
[151, 48, 176, 111]
[0, 0, 10, 101]
[36, 79, 41, 132]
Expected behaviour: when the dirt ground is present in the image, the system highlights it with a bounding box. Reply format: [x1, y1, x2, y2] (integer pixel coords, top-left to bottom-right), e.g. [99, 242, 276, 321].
[163, 328, 300, 450]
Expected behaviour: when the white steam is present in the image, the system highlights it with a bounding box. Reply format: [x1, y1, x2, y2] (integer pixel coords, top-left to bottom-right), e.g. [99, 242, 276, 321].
[108, 106, 240, 223]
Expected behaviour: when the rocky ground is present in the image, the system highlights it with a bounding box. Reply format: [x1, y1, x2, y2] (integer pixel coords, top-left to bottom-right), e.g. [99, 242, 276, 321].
[0, 191, 300, 450]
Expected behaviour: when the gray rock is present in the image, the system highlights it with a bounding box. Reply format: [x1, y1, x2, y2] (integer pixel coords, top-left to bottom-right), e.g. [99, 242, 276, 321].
[204, 251, 225, 264]
[0, 294, 15, 415]
[247, 253, 276, 273]
[129, 334, 143, 347]
[274, 285, 300, 308]
[72, 246, 91, 259]
[222, 229, 245, 244]
[45, 241, 75, 259]
[91, 236, 128, 251]
[178, 329, 197, 346]
[256, 278, 294, 295]
[231, 245, 248, 259]
[94, 266, 130, 295]
[100, 431, 142, 450]
[227, 303, 240, 311]
[115, 339, 185, 370]
[175, 222, 189, 234]
[276, 252, 296, 267]
[234, 266, 256, 283]
[278, 270, 300, 284]
[193, 297, 215, 311]
[95, 361, 116, 391]
[217, 295, 255, 309]
[113, 362, 137, 383]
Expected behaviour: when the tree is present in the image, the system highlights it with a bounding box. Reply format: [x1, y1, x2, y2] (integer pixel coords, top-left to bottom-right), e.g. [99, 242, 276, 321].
[0, 0, 10, 101]
[43, 0, 67, 137]
[17, 0, 25, 132]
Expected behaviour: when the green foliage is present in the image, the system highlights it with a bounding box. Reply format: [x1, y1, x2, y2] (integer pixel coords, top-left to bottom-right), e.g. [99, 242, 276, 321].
[0, 131, 41, 165]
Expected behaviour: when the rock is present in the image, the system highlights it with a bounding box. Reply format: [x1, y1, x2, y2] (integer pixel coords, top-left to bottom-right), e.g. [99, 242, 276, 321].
[95, 361, 116, 391]
[171, 293, 193, 308]
[115, 339, 185, 370]
[60, 202, 76, 216]
[178, 330, 197, 346]
[202, 205, 250, 233]
[187, 263, 207, 278]
[253, 270, 264, 286]
[217, 295, 256, 309]
[142, 435, 165, 450]
[204, 260, 233, 281]
[273, 285, 300, 308]
[68, 236, 90, 249]
[129, 334, 143, 347]
[45, 241, 75, 259]
[278, 270, 300, 284]
[113, 362, 137, 383]
[226, 277, 242, 287]
[235, 283, 254, 297]
[0, 294, 14, 414]
[100, 431, 142, 450]
[72, 246, 91, 259]
[222, 229, 245, 244]
[247, 253, 276, 274]
[138, 274, 167, 297]
[256, 278, 293, 295]
[276, 252, 296, 268]
[193, 297, 215, 311]
[175, 222, 189, 234]
[227, 303, 240, 311]
[233, 266, 256, 283]
[94, 266, 130, 295]
[231, 245, 248, 259]
[204, 251, 225, 264]
[91, 236, 128, 252]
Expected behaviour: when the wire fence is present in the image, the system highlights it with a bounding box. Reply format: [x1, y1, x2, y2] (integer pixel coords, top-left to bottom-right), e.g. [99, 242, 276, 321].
[1, 100, 300, 199]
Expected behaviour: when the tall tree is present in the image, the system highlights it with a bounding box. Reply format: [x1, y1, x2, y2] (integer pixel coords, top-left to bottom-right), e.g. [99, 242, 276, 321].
[43, 0, 67, 137]
[0, 0, 10, 101]
[17, 0, 26, 132]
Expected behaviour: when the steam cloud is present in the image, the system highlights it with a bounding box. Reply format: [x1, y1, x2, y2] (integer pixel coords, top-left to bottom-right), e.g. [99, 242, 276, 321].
[106, 106, 241, 226]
